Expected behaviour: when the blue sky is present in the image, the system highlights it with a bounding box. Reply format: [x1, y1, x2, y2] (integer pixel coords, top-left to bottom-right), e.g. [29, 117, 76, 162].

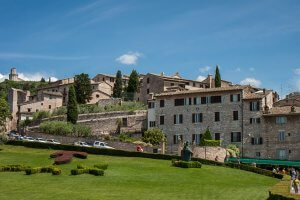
[0, 0, 300, 97]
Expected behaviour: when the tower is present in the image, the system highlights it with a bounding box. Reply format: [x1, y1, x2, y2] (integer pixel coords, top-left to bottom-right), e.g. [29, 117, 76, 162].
[9, 67, 19, 81]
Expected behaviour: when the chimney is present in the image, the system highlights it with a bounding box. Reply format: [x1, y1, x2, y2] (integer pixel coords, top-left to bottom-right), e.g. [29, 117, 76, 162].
[207, 74, 212, 88]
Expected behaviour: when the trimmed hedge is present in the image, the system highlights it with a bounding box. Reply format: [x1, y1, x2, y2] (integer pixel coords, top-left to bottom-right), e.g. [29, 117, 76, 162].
[71, 164, 105, 176]
[6, 140, 283, 179]
[204, 139, 221, 146]
[172, 160, 202, 168]
[0, 164, 30, 172]
[94, 163, 108, 170]
[25, 166, 61, 175]
[50, 151, 88, 165]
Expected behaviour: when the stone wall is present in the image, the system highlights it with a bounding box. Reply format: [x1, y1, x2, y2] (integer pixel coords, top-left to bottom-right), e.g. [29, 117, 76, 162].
[97, 98, 122, 107]
[26, 132, 154, 153]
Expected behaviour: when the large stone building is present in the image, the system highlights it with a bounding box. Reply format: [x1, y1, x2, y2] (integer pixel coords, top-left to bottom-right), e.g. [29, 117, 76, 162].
[146, 85, 300, 161]
[8, 68, 24, 82]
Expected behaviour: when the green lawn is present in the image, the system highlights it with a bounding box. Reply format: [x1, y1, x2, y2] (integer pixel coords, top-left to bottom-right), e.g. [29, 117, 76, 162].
[0, 145, 278, 200]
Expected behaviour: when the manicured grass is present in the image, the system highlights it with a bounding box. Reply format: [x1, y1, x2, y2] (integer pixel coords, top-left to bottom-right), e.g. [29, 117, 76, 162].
[0, 145, 279, 200]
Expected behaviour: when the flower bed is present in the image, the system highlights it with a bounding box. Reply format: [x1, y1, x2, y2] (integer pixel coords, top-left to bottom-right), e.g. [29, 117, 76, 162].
[50, 151, 88, 165]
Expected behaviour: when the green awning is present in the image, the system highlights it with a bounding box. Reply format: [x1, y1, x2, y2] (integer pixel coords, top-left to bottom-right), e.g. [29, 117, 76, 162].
[227, 157, 300, 167]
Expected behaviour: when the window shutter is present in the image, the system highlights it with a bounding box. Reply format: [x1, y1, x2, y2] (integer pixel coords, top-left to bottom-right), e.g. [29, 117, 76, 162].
[189, 98, 192, 105]
[193, 98, 197, 105]
[259, 137, 263, 144]
[179, 114, 183, 123]
[173, 135, 176, 144]
[250, 102, 253, 111]
[238, 132, 241, 142]
[192, 114, 195, 123]
[174, 115, 176, 124]
[238, 94, 240, 102]
[230, 95, 233, 102]
[251, 138, 254, 145]
[200, 113, 203, 122]
[257, 118, 261, 123]
[250, 118, 253, 124]
[231, 132, 233, 142]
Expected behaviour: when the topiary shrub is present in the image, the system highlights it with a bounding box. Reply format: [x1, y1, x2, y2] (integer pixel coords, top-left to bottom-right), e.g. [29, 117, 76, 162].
[172, 160, 202, 168]
[50, 151, 88, 165]
[0, 164, 30, 172]
[51, 168, 61, 175]
[94, 163, 108, 170]
[25, 166, 61, 175]
[89, 168, 104, 176]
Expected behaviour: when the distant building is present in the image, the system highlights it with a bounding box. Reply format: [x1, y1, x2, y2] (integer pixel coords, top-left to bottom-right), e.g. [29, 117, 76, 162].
[8, 68, 24, 82]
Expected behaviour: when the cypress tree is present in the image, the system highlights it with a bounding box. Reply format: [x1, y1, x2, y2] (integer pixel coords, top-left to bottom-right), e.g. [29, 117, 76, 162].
[126, 70, 139, 100]
[0, 97, 10, 131]
[112, 70, 123, 98]
[200, 128, 212, 146]
[67, 85, 78, 124]
[74, 73, 92, 104]
[40, 77, 46, 83]
[215, 65, 221, 87]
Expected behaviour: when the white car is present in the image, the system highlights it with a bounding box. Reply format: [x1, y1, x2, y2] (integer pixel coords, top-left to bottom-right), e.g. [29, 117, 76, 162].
[74, 141, 91, 147]
[93, 141, 114, 149]
[46, 139, 61, 145]
[23, 137, 35, 142]
[35, 138, 47, 143]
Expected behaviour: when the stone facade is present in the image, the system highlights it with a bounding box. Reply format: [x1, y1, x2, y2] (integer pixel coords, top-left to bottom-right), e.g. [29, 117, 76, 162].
[8, 68, 24, 82]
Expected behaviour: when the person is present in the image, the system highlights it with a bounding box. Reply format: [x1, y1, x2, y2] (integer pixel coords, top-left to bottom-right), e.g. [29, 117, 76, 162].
[136, 145, 143, 152]
[293, 178, 299, 194]
[291, 168, 297, 180]
[272, 168, 277, 173]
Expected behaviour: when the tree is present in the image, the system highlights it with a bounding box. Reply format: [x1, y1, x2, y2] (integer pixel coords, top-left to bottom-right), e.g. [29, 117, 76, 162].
[40, 77, 46, 83]
[142, 128, 166, 146]
[126, 70, 139, 100]
[200, 128, 212, 146]
[74, 73, 92, 104]
[67, 85, 78, 124]
[112, 70, 123, 98]
[215, 65, 221, 87]
[0, 98, 10, 132]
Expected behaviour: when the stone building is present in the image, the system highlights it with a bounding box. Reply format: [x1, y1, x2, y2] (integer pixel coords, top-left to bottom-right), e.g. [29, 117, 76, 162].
[138, 73, 233, 103]
[92, 73, 130, 88]
[8, 68, 24, 82]
[148, 85, 284, 159]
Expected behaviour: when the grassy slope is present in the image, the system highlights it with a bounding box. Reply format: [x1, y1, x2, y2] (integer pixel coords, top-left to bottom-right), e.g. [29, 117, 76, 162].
[0, 145, 278, 200]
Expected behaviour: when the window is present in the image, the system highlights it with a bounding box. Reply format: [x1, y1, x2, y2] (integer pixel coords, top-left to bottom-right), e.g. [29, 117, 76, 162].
[174, 114, 183, 124]
[192, 134, 202, 145]
[179, 84, 185, 88]
[122, 118, 128, 127]
[233, 111, 239, 121]
[41, 103, 43, 106]
[36, 109, 39, 112]
[193, 83, 196, 87]
[278, 131, 285, 141]
[159, 116, 165, 125]
[231, 132, 241, 142]
[276, 116, 287, 124]
[251, 137, 263, 145]
[173, 135, 183, 144]
[110, 77, 114, 82]
[276, 149, 287, 160]
[188, 98, 192, 105]
[201, 97, 207, 104]
[174, 98, 185, 106]
[230, 94, 241, 102]
[170, 83, 174, 86]
[147, 89, 150, 94]
[160, 100, 165, 107]
[149, 121, 156, 127]
[250, 118, 261, 124]
[214, 133, 221, 140]
[148, 102, 155, 109]
[102, 78, 105, 81]
[92, 86, 95, 89]
[192, 113, 203, 123]
[49, 105, 52, 109]
[215, 112, 220, 122]
[250, 101, 260, 111]
[255, 152, 261, 158]
[96, 94, 100, 98]
[211, 96, 222, 104]
[147, 78, 150, 84]
[194, 97, 201, 105]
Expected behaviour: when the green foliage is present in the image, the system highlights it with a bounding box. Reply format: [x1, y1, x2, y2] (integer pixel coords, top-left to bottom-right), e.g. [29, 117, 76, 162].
[89, 168, 104, 176]
[0, 97, 10, 131]
[52, 107, 67, 116]
[215, 65, 221, 87]
[126, 69, 139, 100]
[227, 144, 240, 157]
[20, 118, 32, 128]
[112, 70, 123, 98]
[25, 166, 61, 175]
[0, 164, 30, 172]
[0, 132, 8, 144]
[40, 77, 46, 83]
[71, 164, 105, 176]
[200, 128, 212, 146]
[39, 121, 91, 137]
[172, 160, 202, 168]
[74, 73, 92, 104]
[118, 132, 138, 142]
[67, 85, 78, 124]
[203, 139, 221, 146]
[142, 129, 165, 146]
[32, 110, 51, 121]
[94, 163, 108, 170]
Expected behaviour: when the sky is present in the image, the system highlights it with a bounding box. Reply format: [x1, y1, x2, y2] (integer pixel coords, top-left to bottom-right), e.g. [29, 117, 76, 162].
[0, 0, 300, 97]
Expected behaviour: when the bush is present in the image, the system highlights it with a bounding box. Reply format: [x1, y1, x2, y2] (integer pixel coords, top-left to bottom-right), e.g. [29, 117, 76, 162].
[203, 140, 221, 146]
[71, 168, 89, 175]
[226, 144, 240, 157]
[89, 168, 104, 176]
[25, 167, 41, 175]
[25, 166, 61, 175]
[77, 163, 87, 169]
[71, 167, 104, 176]
[142, 129, 165, 146]
[32, 111, 51, 121]
[39, 121, 91, 137]
[0, 164, 30, 172]
[51, 168, 61, 175]
[172, 160, 202, 168]
[94, 163, 108, 170]
[50, 151, 88, 165]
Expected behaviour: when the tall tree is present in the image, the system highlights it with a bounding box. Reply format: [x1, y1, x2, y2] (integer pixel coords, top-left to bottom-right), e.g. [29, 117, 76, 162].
[112, 70, 123, 98]
[40, 77, 46, 83]
[126, 70, 139, 100]
[214, 65, 221, 87]
[74, 73, 92, 104]
[0, 97, 10, 131]
[200, 128, 212, 146]
[67, 85, 78, 124]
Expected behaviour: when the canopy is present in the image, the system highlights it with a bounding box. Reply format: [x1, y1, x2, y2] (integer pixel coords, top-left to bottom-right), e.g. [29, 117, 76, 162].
[228, 157, 300, 167]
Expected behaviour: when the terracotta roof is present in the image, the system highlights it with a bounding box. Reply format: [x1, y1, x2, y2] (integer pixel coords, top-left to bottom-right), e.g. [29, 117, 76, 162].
[148, 73, 207, 84]
[263, 106, 300, 116]
[155, 85, 247, 97]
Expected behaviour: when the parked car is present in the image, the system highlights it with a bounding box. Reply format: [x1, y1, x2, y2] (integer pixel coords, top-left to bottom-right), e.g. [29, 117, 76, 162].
[23, 137, 35, 142]
[74, 141, 91, 147]
[7, 131, 19, 139]
[35, 138, 47, 143]
[46, 139, 61, 145]
[93, 141, 114, 149]
[15, 135, 24, 141]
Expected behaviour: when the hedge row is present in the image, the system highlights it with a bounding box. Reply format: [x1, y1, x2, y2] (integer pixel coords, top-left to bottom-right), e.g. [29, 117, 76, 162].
[0, 164, 30, 172]
[71, 163, 105, 176]
[204, 139, 221, 146]
[25, 166, 61, 175]
[6, 140, 283, 179]
[172, 160, 202, 168]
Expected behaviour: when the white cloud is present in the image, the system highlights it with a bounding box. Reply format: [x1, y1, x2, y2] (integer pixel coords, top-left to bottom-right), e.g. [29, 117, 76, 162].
[249, 67, 255, 71]
[116, 52, 141, 65]
[294, 68, 300, 75]
[0, 73, 8, 82]
[0, 72, 58, 83]
[199, 66, 211, 73]
[196, 75, 206, 82]
[240, 78, 262, 87]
